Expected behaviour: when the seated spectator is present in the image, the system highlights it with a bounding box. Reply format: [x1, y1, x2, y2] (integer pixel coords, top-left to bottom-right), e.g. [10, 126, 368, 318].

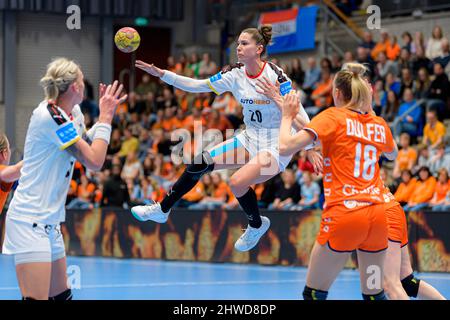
[289, 58, 305, 86]
[399, 68, 414, 99]
[414, 67, 431, 99]
[135, 74, 157, 98]
[403, 166, 437, 212]
[422, 109, 447, 150]
[376, 52, 398, 79]
[413, 144, 431, 174]
[433, 39, 450, 75]
[381, 90, 399, 122]
[356, 46, 375, 77]
[412, 45, 432, 76]
[167, 55, 177, 73]
[393, 133, 418, 178]
[372, 79, 386, 116]
[199, 52, 218, 78]
[117, 127, 140, 159]
[101, 165, 130, 208]
[188, 52, 201, 78]
[206, 109, 233, 135]
[371, 29, 391, 60]
[401, 31, 413, 52]
[131, 177, 154, 205]
[397, 48, 413, 74]
[189, 173, 229, 210]
[427, 62, 450, 118]
[291, 172, 320, 211]
[121, 151, 143, 182]
[361, 31, 376, 52]
[385, 72, 401, 96]
[343, 51, 354, 64]
[184, 107, 206, 133]
[268, 169, 301, 210]
[178, 176, 205, 208]
[428, 143, 450, 175]
[425, 26, 447, 60]
[310, 69, 333, 108]
[303, 57, 321, 94]
[156, 87, 178, 111]
[107, 129, 122, 158]
[161, 107, 177, 131]
[394, 88, 422, 137]
[429, 168, 450, 211]
[387, 35, 401, 61]
[137, 129, 153, 162]
[394, 170, 417, 205]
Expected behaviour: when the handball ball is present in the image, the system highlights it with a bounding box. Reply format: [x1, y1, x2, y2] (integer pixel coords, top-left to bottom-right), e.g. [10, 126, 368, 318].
[114, 27, 141, 53]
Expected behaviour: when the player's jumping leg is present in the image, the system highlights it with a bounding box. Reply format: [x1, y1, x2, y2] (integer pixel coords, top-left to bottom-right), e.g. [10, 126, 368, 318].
[383, 241, 410, 299]
[131, 138, 247, 223]
[400, 245, 446, 300]
[230, 151, 281, 251]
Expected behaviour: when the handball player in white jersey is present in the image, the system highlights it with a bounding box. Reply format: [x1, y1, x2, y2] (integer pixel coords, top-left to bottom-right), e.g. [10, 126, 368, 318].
[2, 58, 126, 300]
[131, 25, 322, 252]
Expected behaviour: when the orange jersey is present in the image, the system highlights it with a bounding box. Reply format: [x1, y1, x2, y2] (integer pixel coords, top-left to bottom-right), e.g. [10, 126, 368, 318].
[382, 185, 399, 210]
[0, 165, 14, 214]
[305, 107, 395, 210]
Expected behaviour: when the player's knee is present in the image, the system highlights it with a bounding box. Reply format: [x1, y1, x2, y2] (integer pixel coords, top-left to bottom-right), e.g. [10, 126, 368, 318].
[302, 286, 328, 300]
[401, 274, 420, 298]
[186, 151, 215, 179]
[229, 175, 245, 195]
[49, 289, 73, 301]
[383, 275, 402, 297]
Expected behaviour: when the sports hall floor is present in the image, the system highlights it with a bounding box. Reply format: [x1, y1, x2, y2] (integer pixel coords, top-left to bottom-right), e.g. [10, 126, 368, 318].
[0, 255, 449, 300]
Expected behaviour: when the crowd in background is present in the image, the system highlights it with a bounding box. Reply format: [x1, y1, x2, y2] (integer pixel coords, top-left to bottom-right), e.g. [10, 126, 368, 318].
[69, 25, 450, 212]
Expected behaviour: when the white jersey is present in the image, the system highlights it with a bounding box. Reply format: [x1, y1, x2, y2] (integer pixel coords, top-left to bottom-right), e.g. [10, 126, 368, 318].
[207, 61, 296, 144]
[7, 101, 85, 225]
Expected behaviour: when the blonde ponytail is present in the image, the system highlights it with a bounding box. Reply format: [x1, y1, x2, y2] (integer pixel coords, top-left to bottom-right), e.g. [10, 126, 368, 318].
[40, 58, 80, 101]
[334, 63, 370, 110]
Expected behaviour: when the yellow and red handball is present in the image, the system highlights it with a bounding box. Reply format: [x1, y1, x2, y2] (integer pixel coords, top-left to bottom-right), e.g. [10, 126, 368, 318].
[114, 27, 141, 53]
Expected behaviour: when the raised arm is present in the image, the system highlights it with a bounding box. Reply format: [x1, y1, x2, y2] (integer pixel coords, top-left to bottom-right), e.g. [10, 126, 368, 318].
[0, 161, 23, 183]
[279, 93, 316, 156]
[135, 60, 212, 93]
[66, 81, 127, 171]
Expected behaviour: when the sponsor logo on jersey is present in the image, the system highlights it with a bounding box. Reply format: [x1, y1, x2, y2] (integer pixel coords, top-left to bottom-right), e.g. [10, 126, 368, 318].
[342, 184, 381, 197]
[56, 122, 79, 144]
[343, 200, 372, 209]
[209, 72, 222, 83]
[279, 81, 292, 96]
[240, 98, 271, 105]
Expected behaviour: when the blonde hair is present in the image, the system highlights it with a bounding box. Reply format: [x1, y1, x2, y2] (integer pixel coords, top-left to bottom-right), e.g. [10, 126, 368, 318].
[241, 24, 273, 56]
[334, 63, 371, 110]
[0, 132, 8, 152]
[40, 58, 81, 101]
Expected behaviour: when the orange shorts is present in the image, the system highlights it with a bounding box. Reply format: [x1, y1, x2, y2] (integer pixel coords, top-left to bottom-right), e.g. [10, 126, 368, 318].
[385, 203, 409, 247]
[317, 203, 388, 253]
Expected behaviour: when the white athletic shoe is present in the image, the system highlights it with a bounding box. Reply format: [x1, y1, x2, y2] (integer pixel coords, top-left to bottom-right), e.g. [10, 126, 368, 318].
[130, 202, 171, 223]
[234, 216, 271, 252]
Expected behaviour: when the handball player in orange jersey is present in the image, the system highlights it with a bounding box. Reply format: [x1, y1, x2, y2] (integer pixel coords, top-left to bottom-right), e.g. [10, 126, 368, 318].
[0, 133, 23, 213]
[379, 176, 445, 300]
[278, 63, 397, 300]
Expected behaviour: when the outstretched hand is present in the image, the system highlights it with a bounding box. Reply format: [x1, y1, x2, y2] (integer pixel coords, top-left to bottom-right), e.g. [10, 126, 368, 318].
[135, 60, 165, 78]
[255, 76, 283, 109]
[98, 80, 128, 124]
